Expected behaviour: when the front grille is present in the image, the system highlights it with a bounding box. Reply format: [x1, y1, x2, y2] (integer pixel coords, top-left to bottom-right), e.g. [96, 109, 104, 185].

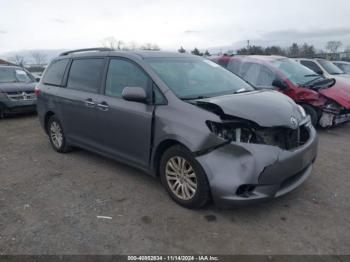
[299, 125, 310, 145]
[6, 91, 36, 101]
[255, 124, 309, 150]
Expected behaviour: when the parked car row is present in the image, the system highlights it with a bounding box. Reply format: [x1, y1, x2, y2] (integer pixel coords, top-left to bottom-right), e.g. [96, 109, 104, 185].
[210, 55, 350, 127]
[2, 48, 349, 209]
[295, 58, 350, 83]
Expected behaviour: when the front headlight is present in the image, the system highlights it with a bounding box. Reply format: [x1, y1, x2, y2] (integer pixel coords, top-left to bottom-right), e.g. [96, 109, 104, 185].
[298, 105, 306, 118]
[206, 121, 256, 143]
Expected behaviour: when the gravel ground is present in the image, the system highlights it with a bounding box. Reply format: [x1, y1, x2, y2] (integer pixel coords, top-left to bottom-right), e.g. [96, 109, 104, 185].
[0, 114, 349, 255]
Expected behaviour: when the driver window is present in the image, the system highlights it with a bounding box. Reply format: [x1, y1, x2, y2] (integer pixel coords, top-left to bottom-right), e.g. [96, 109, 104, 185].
[105, 58, 149, 98]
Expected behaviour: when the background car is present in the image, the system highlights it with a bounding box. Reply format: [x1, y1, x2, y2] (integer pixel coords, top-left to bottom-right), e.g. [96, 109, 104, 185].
[210, 55, 350, 127]
[295, 58, 350, 83]
[333, 61, 350, 74]
[0, 65, 38, 118]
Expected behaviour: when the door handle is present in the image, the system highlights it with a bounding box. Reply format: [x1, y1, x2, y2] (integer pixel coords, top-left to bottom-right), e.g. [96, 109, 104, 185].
[85, 99, 95, 107]
[97, 102, 109, 111]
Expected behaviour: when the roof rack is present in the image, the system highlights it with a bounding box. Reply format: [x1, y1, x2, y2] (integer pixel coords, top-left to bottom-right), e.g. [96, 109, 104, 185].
[59, 47, 114, 56]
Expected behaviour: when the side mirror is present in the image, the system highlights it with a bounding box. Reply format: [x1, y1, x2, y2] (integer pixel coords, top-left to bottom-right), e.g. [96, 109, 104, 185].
[122, 87, 147, 102]
[272, 79, 289, 90]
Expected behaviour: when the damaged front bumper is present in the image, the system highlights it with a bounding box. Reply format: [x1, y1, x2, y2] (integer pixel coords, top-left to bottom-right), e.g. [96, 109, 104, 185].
[196, 120, 318, 208]
[319, 111, 350, 127]
[319, 103, 350, 127]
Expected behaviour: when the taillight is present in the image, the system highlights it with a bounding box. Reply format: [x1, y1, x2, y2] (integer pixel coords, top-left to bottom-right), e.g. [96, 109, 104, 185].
[34, 86, 40, 97]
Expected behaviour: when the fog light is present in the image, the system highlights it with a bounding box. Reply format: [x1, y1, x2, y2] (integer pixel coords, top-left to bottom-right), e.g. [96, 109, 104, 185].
[236, 185, 256, 198]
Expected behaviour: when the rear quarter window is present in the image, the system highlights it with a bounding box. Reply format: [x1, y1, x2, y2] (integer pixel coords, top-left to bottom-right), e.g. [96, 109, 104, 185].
[42, 59, 69, 86]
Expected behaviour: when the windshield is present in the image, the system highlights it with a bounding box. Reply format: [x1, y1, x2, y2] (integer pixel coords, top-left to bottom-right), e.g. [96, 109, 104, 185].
[317, 60, 344, 75]
[336, 63, 350, 74]
[0, 68, 33, 83]
[271, 58, 323, 86]
[146, 58, 254, 99]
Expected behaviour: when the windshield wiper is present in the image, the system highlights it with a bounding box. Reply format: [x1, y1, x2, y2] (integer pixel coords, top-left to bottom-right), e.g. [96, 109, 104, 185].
[301, 75, 323, 86]
[181, 95, 210, 100]
[305, 74, 321, 77]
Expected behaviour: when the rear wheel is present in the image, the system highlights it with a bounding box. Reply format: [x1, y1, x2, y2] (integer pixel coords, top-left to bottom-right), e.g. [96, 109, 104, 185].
[47, 115, 71, 153]
[160, 145, 210, 208]
[302, 104, 318, 127]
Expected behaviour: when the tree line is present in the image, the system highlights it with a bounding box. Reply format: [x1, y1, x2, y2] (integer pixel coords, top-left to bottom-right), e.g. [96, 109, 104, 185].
[5, 38, 349, 67]
[179, 41, 348, 58]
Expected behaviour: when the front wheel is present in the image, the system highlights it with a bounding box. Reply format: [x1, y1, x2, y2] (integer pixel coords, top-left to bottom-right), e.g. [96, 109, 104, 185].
[47, 115, 71, 153]
[160, 145, 210, 209]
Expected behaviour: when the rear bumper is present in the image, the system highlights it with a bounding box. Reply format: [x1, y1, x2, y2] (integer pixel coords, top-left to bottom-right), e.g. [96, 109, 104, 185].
[196, 121, 318, 208]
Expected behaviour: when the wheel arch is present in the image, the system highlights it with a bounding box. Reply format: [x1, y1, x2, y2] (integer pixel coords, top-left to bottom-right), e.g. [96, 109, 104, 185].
[44, 111, 55, 134]
[151, 139, 190, 177]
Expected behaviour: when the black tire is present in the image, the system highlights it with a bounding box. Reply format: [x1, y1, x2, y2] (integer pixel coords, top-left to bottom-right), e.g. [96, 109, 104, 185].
[302, 104, 318, 127]
[47, 115, 71, 153]
[0, 108, 5, 119]
[160, 145, 210, 209]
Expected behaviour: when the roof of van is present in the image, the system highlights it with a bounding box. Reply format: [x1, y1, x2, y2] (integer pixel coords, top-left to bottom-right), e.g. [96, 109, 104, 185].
[58, 49, 196, 59]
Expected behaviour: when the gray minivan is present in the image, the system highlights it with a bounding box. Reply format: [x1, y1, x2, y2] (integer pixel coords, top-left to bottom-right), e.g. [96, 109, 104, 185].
[36, 48, 318, 208]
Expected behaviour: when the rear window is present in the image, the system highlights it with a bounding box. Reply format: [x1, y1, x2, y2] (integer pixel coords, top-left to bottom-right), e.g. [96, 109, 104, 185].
[42, 59, 69, 86]
[67, 58, 104, 93]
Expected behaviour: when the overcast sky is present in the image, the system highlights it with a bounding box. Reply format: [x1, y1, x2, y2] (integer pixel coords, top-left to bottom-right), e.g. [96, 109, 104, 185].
[1, 0, 350, 53]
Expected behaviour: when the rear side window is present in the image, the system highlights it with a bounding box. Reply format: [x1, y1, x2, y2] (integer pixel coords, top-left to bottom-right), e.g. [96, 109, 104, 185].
[105, 59, 149, 98]
[67, 58, 104, 93]
[42, 59, 69, 86]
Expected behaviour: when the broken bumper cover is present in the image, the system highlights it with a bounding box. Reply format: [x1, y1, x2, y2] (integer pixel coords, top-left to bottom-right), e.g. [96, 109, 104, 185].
[334, 112, 350, 125]
[196, 121, 318, 208]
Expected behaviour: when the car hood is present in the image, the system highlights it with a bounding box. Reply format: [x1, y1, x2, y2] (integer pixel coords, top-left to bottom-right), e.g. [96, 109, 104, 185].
[334, 74, 350, 80]
[0, 82, 36, 93]
[196, 90, 304, 128]
[319, 79, 350, 109]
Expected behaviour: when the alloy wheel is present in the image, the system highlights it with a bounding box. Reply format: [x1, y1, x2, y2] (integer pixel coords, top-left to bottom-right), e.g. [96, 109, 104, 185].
[50, 121, 63, 149]
[165, 156, 198, 200]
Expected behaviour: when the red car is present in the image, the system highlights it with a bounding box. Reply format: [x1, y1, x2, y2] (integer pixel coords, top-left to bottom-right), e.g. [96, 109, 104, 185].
[210, 55, 350, 127]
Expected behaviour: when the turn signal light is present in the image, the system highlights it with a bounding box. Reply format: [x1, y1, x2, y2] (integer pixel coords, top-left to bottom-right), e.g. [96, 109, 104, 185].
[34, 86, 40, 97]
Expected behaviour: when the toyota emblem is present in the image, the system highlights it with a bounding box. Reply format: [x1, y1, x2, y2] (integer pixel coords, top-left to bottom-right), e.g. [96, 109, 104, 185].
[290, 116, 298, 129]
